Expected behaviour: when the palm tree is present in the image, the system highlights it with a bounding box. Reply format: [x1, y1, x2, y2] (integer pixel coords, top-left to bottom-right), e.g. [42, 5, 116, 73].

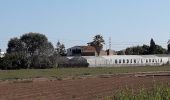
[88, 34, 105, 56]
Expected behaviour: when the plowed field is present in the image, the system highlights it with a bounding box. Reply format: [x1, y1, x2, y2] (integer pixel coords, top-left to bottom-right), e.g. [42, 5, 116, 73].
[0, 73, 170, 100]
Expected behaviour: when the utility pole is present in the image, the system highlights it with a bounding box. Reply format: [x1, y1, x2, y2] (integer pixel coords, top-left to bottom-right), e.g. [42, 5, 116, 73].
[109, 37, 111, 50]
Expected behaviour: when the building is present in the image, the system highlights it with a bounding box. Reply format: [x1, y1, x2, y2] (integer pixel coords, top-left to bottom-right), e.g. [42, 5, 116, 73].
[67, 46, 96, 56]
[67, 46, 116, 56]
[82, 55, 170, 67]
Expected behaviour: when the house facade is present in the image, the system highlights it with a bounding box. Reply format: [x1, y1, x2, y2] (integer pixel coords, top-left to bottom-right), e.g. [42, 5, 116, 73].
[67, 46, 96, 56]
[67, 46, 117, 56]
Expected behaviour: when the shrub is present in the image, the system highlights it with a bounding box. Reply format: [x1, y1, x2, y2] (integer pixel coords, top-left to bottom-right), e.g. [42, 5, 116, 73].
[58, 57, 89, 68]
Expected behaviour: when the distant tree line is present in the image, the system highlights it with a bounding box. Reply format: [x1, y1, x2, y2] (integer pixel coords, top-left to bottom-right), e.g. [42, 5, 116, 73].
[117, 38, 168, 55]
[0, 32, 88, 70]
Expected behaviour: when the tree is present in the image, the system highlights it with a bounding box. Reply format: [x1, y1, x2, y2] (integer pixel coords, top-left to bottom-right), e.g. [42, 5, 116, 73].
[7, 37, 25, 53]
[20, 32, 51, 56]
[55, 41, 66, 56]
[119, 43, 166, 55]
[149, 38, 156, 54]
[117, 50, 125, 55]
[88, 34, 105, 56]
[39, 42, 54, 56]
[6, 32, 55, 69]
[142, 45, 150, 55]
[124, 45, 150, 55]
[0, 52, 28, 69]
[154, 45, 167, 54]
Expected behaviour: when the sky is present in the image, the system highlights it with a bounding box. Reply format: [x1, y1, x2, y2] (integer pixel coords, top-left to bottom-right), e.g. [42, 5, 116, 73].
[0, 0, 170, 52]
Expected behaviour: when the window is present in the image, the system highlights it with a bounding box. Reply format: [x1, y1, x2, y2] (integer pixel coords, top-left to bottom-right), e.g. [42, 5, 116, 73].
[146, 59, 148, 63]
[131, 59, 133, 63]
[152, 59, 154, 63]
[134, 59, 136, 63]
[115, 59, 118, 64]
[119, 59, 121, 64]
[141, 59, 143, 63]
[127, 59, 129, 64]
[149, 59, 151, 63]
[160, 59, 163, 63]
[123, 59, 125, 63]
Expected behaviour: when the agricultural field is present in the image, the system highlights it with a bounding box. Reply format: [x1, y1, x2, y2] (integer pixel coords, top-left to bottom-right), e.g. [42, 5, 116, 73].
[0, 66, 170, 100]
[0, 66, 170, 80]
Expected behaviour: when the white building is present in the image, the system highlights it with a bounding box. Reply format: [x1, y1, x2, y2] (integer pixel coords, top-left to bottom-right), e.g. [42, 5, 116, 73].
[0, 52, 5, 58]
[82, 55, 170, 67]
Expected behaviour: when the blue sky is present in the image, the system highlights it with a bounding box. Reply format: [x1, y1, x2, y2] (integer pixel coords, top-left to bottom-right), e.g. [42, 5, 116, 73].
[0, 0, 170, 51]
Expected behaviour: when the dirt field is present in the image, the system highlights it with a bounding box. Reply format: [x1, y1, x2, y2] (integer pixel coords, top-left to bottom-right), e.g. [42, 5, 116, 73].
[0, 73, 170, 100]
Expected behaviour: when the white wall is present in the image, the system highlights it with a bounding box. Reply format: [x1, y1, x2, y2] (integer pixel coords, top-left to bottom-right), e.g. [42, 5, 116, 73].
[84, 55, 169, 67]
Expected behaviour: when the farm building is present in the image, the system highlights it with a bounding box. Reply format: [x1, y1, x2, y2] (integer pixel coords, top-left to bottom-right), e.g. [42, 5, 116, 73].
[67, 46, 116, 56]
[67, 46, 96, 56]
[81, 55, 170, 67]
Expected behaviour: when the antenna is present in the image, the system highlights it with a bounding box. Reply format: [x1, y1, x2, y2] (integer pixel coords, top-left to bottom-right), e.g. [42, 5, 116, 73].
[109, 37, 111, 50]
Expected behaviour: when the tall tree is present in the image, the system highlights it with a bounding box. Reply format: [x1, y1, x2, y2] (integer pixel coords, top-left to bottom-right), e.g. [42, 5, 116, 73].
[88, 34, 105, 56]
[55, 41, 66, 56]
[20, 32, 50, 56]
[149, 38, 156, 54]
[168, 39, 170, 54]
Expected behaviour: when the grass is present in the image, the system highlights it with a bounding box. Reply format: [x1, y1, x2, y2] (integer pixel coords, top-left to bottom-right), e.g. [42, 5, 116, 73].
[113, 84, 170, 100]
[0, 66, 170, 80]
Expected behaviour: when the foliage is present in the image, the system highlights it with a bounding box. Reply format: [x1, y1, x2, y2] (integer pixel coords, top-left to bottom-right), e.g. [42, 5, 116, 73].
[117, 50, 125, 55]
[4, 32, 55, 69]
[154, 45, 167, 54]
[88, 34, 105, 56]
[20, 32, 54, 57]
[149, 38, 156, 54]
[49, 55, 69, 68]
[118, 38, 167, 55]
[0, 52, 28, 69]
[31, 55, 53, 69]
[7, 37, 25, 53]
[58, 56, 89, 68]
[114, 85, 170, 100]
[125, 45, 149, 55]
[54, 41, 66, 56]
